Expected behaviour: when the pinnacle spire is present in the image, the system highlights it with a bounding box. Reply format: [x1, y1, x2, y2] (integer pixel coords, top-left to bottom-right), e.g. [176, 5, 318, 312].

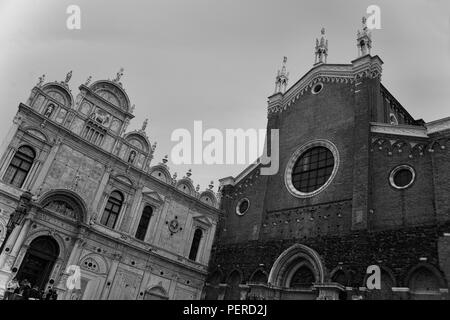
[274, 56, 289, 94]
[314, 27, 328, 65]
[357, 16, 372, 57]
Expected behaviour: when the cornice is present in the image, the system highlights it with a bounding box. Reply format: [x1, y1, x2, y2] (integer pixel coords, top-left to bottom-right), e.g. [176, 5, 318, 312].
[268, 57, 383, 115]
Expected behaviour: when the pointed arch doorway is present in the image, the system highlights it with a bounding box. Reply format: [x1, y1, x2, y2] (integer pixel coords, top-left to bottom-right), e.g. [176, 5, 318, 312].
[16, 236, 60, 290]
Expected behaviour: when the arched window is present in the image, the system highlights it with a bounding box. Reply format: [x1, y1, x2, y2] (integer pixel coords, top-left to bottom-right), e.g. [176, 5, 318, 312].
[135, 206, 153, 241]
[188, 229, 203, 261]
[100, 191, 123, 229]
[4, 146, 36, 188]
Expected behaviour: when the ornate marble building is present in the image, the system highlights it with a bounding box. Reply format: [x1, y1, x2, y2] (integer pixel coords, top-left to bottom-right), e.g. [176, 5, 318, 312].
[0, 69, 220, 300]
[206, 20, 450, 300]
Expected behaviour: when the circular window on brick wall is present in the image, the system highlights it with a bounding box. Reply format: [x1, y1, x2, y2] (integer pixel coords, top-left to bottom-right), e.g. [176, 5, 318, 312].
[389, 165, 415, 190]
[311, 83, 324, 95]
[285, 140, 339, 198]
[236, 198, 250, 216]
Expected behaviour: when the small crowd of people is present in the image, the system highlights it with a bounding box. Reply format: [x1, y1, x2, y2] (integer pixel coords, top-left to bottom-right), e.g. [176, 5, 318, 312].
[3, 277, 58, 300]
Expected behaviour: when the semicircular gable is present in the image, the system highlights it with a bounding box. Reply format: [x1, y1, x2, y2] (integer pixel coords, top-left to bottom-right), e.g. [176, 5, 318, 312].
[42, 83, 74, 107]
[149, 165, 171, 184]
[199, 190, 217, 207]
[90, 80, 131, 112]
[80, 253, 109, 274]
[176, 179, 195, 196]
[39, 189, 88, 223]
[124, 132, 150, 153]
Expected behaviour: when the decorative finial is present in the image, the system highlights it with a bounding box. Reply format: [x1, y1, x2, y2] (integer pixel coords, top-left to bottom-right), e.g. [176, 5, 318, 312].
[209, 181, 214, 190]
[274, 56, 289, 94]
[196, 184, 200, 192]
[314, 27, 328, 65]
[151, 141, 157, 153]
[357, 16, 372, 57]
[186, 169, 192, 178]
[37, 74, 45, 87]
[130, 104, 135, 113]
[85, 76, 92, 86]
[162, 155, 168, 164]
[113, 67, 124, 83]
[173, 172, 177, 180]
[141, 118, 148, 132]
[64, 70, 73, 84]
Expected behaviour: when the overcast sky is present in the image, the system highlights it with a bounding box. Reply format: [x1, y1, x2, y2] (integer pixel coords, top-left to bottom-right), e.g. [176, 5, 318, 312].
[0, 0, 449, 191]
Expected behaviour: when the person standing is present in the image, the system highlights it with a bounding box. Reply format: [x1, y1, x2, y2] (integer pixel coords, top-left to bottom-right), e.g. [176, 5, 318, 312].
[3, 277, 19, 300]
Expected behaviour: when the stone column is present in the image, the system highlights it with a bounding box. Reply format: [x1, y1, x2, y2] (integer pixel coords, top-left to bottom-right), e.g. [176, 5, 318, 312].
[115, 200, 130, 231]
[150, 198, 171, 245]
[0, 147, 17, 180]
[136, 268, 152, 300]
[60, 237, 86, 300]
[22, 160, 41, 191]
[91, 166, 112, 215]
[9, 218, 32, 258]
[0, 227, 21, 269]
[182, 216, 194, 257]
[125, 186, 143, 234]
[100, 256, 121, 300]
[30, 140, 62, 194]
[218, 284, 228, 300]
[0, 114, 22, 164]
[202, 222, 216, 264]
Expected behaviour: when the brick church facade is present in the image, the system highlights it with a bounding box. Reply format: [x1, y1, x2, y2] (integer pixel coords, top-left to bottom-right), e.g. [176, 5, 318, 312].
[0, 69, 220, 300]
[205, 21, 450, 300]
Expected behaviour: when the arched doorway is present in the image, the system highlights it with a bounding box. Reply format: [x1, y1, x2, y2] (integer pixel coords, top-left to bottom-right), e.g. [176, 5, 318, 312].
[16, 236, 59, 290]
[268, 244, 325, 300]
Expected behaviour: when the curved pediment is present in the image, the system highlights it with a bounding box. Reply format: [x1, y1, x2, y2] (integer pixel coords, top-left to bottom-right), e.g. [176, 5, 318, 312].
[90, 80, 131, 112]
[124, 132, 150, 153]
[41, 82, 74, 107]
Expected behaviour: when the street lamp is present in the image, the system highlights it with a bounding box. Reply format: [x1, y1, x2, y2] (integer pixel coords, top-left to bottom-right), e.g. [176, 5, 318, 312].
[0, 190, 33, 255]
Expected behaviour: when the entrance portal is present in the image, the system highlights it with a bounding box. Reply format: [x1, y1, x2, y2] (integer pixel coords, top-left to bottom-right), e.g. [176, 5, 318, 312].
[16, 236, 59, 290]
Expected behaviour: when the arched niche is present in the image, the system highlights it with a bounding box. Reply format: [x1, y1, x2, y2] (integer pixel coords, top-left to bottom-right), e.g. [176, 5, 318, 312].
[224, 269, 243, 300]
[249, 269, 268, 284]
[406, 263, 446, 300]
